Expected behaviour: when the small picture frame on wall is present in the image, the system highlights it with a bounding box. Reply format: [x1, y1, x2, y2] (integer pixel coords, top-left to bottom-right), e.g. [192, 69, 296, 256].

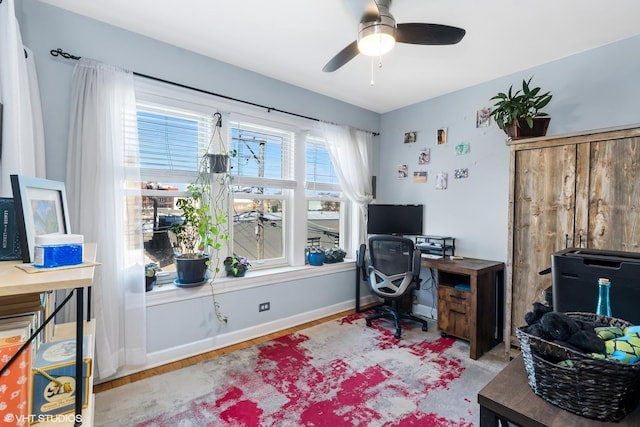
[418, 148, 430, 164]
[476, 107, 492, 128]
[397, 164, 409, 179]
[10, 175, 71, 263]
[404, 131, 417, 144]
[437, 128, 447, 145]
[435, 172, 448, 189]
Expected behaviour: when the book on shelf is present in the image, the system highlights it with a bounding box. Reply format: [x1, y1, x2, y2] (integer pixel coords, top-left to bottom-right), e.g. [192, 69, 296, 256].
[0, 322, 33, 427]
[0, 197, 23, 261]
[0, 292, 44, 318]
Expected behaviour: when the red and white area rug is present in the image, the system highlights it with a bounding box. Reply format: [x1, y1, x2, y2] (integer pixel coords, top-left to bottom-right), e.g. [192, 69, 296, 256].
[95, 312, 507, 426]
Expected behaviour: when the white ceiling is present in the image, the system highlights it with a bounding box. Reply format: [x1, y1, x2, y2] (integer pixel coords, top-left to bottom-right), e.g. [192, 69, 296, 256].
[41, 0, 640, 114]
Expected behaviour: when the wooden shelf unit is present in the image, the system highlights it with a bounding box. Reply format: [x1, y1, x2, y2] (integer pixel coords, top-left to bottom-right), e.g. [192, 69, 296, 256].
[0, 244, 97, 427]
[422, 257, 504, 360]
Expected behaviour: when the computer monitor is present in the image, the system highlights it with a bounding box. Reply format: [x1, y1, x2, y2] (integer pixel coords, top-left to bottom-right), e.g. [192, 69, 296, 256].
[367, 204, 424, 235]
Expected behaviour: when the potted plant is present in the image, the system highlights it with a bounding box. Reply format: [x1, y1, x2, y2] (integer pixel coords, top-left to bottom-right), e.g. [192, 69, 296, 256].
[169, 150, 232, 323]
[170, 183, 215, 286]
[145, 262, 159, 292]
[223, 255, 250, 277]
[307, 246, 325, 266]
[324, 247, 347, 264]
[489, 76, 552, 140]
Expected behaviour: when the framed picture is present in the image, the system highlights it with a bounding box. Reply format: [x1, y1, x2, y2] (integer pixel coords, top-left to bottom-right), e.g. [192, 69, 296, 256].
[10, 175, 71, 263]
[437, 128, 447, 145]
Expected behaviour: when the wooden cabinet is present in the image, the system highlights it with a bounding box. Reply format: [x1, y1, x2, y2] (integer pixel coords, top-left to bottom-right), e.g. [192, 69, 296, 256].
[422, 257, 505, 360]
[437, 285, 471, 339]
[506, 127, 640, 351]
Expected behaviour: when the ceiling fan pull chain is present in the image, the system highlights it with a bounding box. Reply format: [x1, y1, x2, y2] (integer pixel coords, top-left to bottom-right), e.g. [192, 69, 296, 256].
[370, 56, 375, 86]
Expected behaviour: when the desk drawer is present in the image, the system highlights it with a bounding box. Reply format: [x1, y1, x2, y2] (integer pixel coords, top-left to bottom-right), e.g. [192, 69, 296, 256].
[438, 287, 471, 339]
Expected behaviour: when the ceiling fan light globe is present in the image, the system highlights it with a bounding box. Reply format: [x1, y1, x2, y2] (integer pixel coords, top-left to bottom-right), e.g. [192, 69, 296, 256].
[358, 32, 395, 56]
[357, 17, 396, 57]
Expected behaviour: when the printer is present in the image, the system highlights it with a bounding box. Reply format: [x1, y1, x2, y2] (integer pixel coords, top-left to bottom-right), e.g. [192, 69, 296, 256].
[551, 248, 640, 324]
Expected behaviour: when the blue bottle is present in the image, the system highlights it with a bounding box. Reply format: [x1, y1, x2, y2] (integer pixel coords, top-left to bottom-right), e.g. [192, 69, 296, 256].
[596, 278, 612, 317]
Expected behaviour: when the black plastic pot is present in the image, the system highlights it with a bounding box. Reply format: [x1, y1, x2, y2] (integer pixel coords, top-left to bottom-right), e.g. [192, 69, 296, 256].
[175, 255, 209, 285]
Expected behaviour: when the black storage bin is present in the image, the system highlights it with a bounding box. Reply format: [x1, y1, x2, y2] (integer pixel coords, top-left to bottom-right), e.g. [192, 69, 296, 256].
[551, 248, 640, 324]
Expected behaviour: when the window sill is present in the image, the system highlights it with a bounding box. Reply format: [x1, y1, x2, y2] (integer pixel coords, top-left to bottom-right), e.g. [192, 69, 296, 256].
[145, 259, 356, 307]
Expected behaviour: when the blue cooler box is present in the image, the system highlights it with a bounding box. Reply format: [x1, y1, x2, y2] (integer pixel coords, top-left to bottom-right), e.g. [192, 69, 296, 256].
[31, 336, 92, 422]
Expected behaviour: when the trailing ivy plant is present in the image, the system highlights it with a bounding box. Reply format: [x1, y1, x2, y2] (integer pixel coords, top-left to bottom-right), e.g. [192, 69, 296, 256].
[169, 114, 235, 323]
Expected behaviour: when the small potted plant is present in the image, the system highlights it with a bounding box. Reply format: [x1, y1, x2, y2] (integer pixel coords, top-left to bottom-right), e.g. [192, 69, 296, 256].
[489, 76, 552, 140]
[224, 255, 250, 277]
[145, 262, 159, 292]
[324, 247, 347, 263]
[307, 246, 325, 266]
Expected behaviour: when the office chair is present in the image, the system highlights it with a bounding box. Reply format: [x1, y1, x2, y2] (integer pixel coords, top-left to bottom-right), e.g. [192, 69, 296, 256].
[366, 235, 429, 339]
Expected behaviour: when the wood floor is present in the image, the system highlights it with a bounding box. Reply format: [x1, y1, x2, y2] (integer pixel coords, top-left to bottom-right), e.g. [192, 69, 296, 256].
[94, 309, 357, 394]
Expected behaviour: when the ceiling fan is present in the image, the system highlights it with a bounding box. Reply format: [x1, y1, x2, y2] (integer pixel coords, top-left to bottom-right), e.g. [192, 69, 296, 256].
[323, 0, 466, 72]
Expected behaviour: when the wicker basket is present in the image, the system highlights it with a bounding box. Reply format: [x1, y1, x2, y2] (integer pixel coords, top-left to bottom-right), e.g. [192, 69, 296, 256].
[516, 312, 640, 422]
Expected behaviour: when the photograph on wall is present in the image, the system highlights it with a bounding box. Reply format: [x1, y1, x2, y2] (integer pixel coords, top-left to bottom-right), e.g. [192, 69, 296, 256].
[418, 148, 430, 164]
[454, 168, 469, 179]
[435, 172, 448, 189]
[437, 128, 447, 145]
[397, 164, 409, 179]
[476, 107, 492, 128]
[413, 171, 427, 183]
[455, 143, 470, 155]
[404, 131, 417, 144]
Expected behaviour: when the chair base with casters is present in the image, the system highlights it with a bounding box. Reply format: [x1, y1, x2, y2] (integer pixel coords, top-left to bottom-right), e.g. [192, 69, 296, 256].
[365, 300, 428, 339]
[365, 235, 430, 339]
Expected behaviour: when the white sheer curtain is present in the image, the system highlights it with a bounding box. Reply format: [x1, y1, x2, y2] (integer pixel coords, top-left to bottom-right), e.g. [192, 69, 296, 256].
[319, 122, 374, 256]
[0, 0, 46, 195]
[66, 58, 146, 379]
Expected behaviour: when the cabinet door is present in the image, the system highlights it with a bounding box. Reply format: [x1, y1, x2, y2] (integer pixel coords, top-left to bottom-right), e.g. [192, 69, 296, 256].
[510, 145, 577, 331]
[437, 287, 470, 339]
[581, 137, 640, 251]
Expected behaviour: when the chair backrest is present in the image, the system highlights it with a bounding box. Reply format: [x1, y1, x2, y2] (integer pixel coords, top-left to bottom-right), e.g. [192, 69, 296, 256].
[367, 235, 418, 299]
[368, 235, 415, 276]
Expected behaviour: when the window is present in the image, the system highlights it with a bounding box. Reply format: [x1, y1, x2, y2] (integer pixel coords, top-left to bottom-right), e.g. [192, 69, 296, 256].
[133, 79, 350, 279]
[228, 119, 296, 267]
[305, 137, 344, 250]
[136, 100, 215, 274]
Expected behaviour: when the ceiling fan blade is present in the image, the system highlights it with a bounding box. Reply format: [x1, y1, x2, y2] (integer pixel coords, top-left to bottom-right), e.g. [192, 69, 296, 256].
[396, 23, 466, 45]
[322, 41, 359, 72]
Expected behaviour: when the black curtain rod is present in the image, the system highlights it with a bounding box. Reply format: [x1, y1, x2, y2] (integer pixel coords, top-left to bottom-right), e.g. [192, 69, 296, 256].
[49, 48, 379, 137]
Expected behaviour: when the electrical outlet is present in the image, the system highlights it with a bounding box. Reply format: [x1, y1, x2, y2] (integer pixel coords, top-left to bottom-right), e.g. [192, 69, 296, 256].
[259, 302, 270, 312]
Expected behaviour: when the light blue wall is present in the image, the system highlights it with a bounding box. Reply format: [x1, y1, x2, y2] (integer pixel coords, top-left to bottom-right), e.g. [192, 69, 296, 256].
[378, 35, 640, 308]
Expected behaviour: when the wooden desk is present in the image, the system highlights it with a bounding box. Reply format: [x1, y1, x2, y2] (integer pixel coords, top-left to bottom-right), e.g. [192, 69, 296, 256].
[421, 257, 504, 359]
[478, 355, 640, 426]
